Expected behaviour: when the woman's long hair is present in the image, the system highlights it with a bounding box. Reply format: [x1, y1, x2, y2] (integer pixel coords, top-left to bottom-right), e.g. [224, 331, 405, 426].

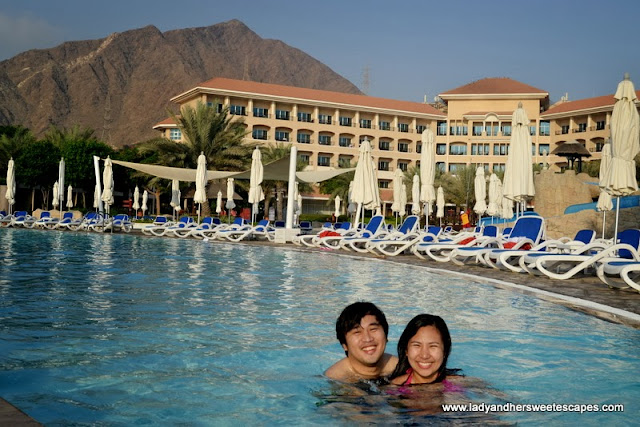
[389, 314, 454, 383]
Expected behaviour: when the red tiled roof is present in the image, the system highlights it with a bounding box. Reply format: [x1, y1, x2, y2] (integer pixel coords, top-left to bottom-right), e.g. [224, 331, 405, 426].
[177, 77, 446, 117]
[440, 77, 547, 96]
[152, 117, 177, 128]
[540, 90, 640, 117]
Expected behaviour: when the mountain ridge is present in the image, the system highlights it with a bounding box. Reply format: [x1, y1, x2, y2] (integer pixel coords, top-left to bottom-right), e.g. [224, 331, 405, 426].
[0, 20, 362, 147]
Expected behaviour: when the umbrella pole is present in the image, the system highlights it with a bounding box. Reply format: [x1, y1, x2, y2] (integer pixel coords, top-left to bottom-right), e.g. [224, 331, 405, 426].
[614, 198, 620, 243]
[602, 211, 606, 239]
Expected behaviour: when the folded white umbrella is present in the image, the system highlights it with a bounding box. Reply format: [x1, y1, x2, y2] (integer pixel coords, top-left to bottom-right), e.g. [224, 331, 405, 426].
[411, 174, 421, 215]
[216, 190, 223, 214]
[436, 186, 445, 219]
[334, 195, 341, 218]
[225, 178, 236, 210]
[93, 183, 101, 209]
[101, 157, 114, 212]
[597, 142, 613, 238]
[58, 158, 65, 218]
[141, 190, 148, 215]
[170, 179, 181, 214]
[486, 173, 500, 217]
[503, 102, 535, 213]
[248, 147, 265, 222]
[473, 166, 487, 215]
[351, 139, 380, 224]
[52, 181, 59, 209]
[66, 185, 73, 209]
[133, 186, 140, 211]
[5, 158, 15, 214]
[194, 153, 207, 222]
[419, 128, 436, 225]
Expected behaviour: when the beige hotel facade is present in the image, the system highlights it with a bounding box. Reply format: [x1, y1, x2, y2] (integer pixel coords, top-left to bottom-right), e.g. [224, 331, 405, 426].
[154, 76, 639, 209]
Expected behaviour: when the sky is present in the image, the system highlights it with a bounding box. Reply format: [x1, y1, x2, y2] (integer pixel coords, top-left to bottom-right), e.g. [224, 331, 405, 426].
[1, 0, 639, 104]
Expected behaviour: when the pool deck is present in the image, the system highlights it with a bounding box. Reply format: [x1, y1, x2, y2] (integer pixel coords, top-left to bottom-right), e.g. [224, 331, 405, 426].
[243, 239, 640, 329]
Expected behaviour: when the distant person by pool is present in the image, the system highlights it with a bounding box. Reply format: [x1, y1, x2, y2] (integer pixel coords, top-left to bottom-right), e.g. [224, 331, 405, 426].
[324, 302, 398, 382]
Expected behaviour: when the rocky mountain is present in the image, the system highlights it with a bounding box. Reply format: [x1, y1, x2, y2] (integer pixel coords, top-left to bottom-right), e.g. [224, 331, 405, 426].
[0, 20, 362, 147]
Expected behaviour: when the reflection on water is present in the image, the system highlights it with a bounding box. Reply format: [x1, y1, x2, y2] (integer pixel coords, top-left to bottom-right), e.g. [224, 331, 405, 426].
[0, 228, 638, 425]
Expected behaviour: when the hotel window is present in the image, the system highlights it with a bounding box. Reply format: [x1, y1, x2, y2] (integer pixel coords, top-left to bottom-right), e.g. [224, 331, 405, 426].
[360, 119, 372, 129]
[318, 114, 332, 124]
[449, 163, 464, 173]
[538, 144, 550, 155]
[529, 126, 536, 136]
[169, 128, 182, 141]
[398, 162, 408, 172]
[298, 154, 310, 165]
[339, 136, 352, 147]
[436, 143, 446, 155]
[253, 107, 269, 118]
[437, 121, 447, 136]
[338, 157, 352, 168]
[596, 120, 606, 130]
[471, 143, 490, 155]
[493, 164, 505, 173]
[399, 123, 409, 133]
[449, 125, 467, 136]
[416, 125, 427, 134]
[297, 112, 312, 123]
[379, 121, 391, 131]
[229, 105, 246, 116]
[577, 123, 587, 132]
[486, 124, 499, 137]
[473, 123, 484, 136]
[449, 144, 467, 155]
[208, 102, 223, 113]
[275, 109, 290, 120]
[539, 121, 550, 136]
[318, 135, 332, 145]
[378, 180, 390, 189]
[379, 140, 391, 151]
[493, 143, 509, 156]
[436, 162, 446, 172]
[378, 160, 390, 171]
[595, 140, 604, 152]
[318, 155, 331, 167]
[398, 142, 409, 152]
[561, 125, 569, 134]
[501, 124, 512, 136]
[297, 132, 311, 144]
[275, 130, 289, 142]
[416, 143, 422, 154]
[339, 116, 352, 126]
[252, 129, 268, 140]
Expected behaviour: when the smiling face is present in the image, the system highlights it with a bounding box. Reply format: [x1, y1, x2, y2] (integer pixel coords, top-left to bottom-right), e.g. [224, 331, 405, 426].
[342, 314, 387, 373]
[406, 325, 445, 384]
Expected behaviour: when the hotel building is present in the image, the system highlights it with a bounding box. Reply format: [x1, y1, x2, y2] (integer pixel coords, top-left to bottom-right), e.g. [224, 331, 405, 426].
[154, 77, 639, 211]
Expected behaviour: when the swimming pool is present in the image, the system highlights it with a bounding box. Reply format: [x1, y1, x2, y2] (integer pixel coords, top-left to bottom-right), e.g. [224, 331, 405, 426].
[0, 228, 638, 425]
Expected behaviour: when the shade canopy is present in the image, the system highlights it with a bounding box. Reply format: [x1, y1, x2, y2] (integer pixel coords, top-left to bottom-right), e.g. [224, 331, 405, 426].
[551, 141, 592, 172]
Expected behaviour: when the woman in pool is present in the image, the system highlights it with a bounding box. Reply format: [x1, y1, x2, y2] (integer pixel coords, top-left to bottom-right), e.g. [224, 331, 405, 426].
[389, 314, 460, 386]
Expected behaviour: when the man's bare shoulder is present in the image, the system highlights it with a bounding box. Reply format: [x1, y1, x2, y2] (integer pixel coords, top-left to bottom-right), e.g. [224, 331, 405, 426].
[381, 353, 398, 376]
[324, 358, 352, 381]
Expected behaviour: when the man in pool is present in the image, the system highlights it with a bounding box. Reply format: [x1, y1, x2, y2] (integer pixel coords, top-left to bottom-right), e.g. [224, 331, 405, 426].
[324, 302, 398, 382]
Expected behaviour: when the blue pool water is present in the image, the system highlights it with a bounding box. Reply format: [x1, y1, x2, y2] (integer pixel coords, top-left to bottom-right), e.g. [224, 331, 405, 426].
[1, 228, 639, 425]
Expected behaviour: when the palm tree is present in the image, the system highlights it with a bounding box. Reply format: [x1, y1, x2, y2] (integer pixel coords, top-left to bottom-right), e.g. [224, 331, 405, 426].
[318, 160, 355, 218]
[0, 126, 36, 174]
[138, 101, 254, 216]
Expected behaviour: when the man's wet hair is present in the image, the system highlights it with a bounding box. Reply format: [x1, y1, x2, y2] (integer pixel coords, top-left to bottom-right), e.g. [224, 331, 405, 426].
[335, 302, 389, 351]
